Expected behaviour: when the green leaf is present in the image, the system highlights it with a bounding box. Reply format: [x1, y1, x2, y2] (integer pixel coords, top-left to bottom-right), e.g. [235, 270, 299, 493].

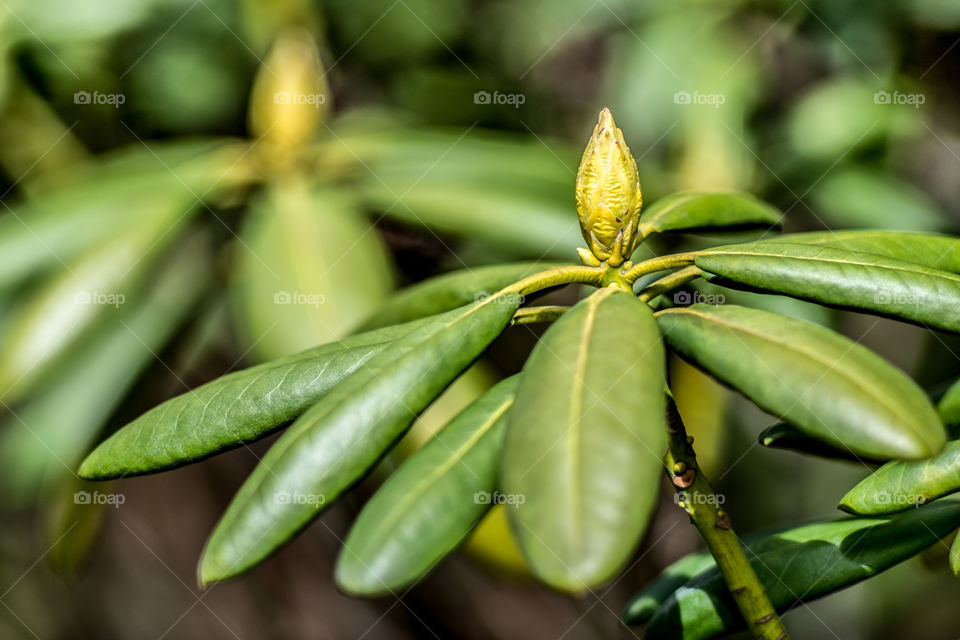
[939, 378, 960, 427]
[502, 288, 666, 592]
[695, 241, 960, 332]
[759, 230, 960, 274]
[199, 295, 520, 584]
[1, 233, 211, 502]
[234, 182, 394, 361]
[621, 552, 718, 625]
[758, 423, 883, 464]
[808, 168, 944, 232]
[628, 501, 960, 638]
[336, 376, 518, 595]
[950, 530, 960, 577]
[78, 317, 431, 481]
[328, 124, 583, 257]
[0, 203, 191, 403]
[637, 191, 782, 240]
[839, 439, 960, 515]
[0, 140, 246, 295]
[656, 304, 945, 460]
[363, 182, 583, 258]
[360, 261, 569, 330]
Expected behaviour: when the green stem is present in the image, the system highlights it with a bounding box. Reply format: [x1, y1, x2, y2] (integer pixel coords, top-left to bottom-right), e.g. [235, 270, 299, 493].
[638, 266, 703, 303]
[502, 265, 603, 297]
[664, 397, 789, 640]
[511, 305, 570, 325]
[622, 252, 698, 285]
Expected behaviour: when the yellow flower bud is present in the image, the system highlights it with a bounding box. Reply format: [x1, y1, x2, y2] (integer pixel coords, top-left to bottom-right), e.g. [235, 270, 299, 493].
[249, 28, 329, 170]
[575, 108, 642, 267]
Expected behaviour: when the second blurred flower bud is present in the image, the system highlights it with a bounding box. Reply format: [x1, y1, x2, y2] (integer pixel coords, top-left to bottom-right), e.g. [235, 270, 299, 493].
[575, 108, 642, 267]
[249, 28, 329, 171]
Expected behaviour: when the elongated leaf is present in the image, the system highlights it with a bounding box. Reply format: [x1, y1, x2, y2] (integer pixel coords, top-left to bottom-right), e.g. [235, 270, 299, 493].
[0, 206, 190, 403]
[360, 262, 568, 330]
[809, 167, 944, 232]
[502, 288, 666, 592]
[637, 191, 781, 240]
[621, 524, 793, 625]
[78, 317, 432, 480]
[657, 304, 945, 460]
[199, 295, 520, 584]
[363, 182, 583, 258]
[336, 376, 518, 595]
[758, 423, 883, 464]
[839, 439, 960, 515]
[327, 123, 573, 195]
[235, 182, 393, 360]
[759, 230, 960, 274]
[1, 233, 211, 501]
[0, 140, 247, 295]
[695, 242, 960, 332]
[628, 501, 960, 638]
[330, 123, 580, 259]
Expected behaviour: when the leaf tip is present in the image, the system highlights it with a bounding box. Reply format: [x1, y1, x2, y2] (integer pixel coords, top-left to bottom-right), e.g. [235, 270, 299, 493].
[197, 548, 231, 588]
[836, 498, 860, 515]
[76, 454, 103, 481]
[333, 549, 393, 598]
[620, 597, 657, 625]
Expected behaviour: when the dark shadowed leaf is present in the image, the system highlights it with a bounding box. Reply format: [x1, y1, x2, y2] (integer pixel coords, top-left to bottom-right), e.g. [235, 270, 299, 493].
[758, 423, 883, 464]
[630, 501, 960, 638]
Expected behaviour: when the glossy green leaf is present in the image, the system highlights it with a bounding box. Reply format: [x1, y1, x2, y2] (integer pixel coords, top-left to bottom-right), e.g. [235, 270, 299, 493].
[637, 191, 782, 240]
[657, 304, 945, 460]
[760, 230, 960, 274]
[502, 288, 666, 592]
[235, 181, 394, 361]
[839, 438, 960, 515]
[199, 295, 520, 584]
[695, 241, 960, 332]
[1, 233, 211, 502]
[628, 501, 960, 638]
[360, 261, 568, 330]
[758, 423, 883, 464]
[336, 376, 518, 595]
[78, 316, 431, 481]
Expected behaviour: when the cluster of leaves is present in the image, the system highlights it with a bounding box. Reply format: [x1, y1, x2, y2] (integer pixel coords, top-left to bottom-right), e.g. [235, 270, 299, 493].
[0, 46, 586, 511]
[79, 180, 960, 637]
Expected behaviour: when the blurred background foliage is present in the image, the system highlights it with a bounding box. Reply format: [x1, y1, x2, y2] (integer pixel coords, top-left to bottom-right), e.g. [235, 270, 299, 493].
[1, 0, 959, 638]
